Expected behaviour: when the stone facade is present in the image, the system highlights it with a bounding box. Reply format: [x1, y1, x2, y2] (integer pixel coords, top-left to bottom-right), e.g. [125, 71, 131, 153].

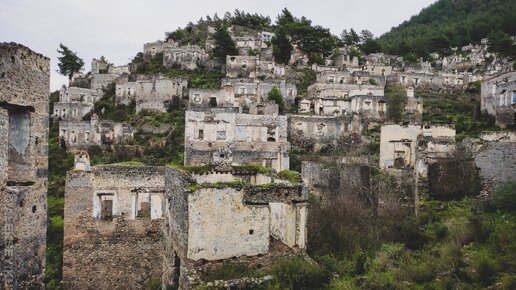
[143, 40, 177, 57]
[53, 86, 99, 121]
[0, 42, 49, 289]
[188, 86, 236, 109]
[59, 115, 134, 150]
[116, 76, 188, 112]
[184, 111, 290, 172]
[288, 114, 363, 151]
[222, 78, 298, 105]
[302, 158, 371, 203]
[470, 132, 516, 187]
[63, 165, 166, 289]
[379, 125, 456, 172]
[163, 45, 207, 70]
[480, 72, 516, 127]
[226, 56, 285, 80]
[162, 167, 308, 289]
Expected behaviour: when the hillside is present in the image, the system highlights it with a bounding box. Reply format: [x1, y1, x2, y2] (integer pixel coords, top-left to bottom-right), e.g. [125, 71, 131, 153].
[378, 0, 516, 57]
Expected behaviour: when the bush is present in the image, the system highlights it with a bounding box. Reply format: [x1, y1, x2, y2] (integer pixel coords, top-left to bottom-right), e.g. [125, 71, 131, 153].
[271, 257, 331, 290]
[268, 86, 286, 113]
[483, 181, 516, 211]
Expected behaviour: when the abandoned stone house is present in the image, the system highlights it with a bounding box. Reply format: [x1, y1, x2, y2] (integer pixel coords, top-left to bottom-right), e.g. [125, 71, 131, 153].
[91, 58, 130, 75]
[0, 43, 49, 289]
[163, 45, 207, 70]
[390, 71, 466, 89]
[63, 165, 166, 289]
[59, 115, 134, 150]
[301, 83, 387, 117]
[481, 71, 516, 127]
[53, 86, 99, 121]
[143, 39, 177, 57]
[115, 76, 188, 112]
[188, 86, 236, 109]
[288, 114, 363, 151]
[226, 55, 259, 79]
[162, 166, 308, 289]
[184, 110, 290, 172]
[226, 55, 286, 80]
[379, 124, 456, 175]
[222, 78, 298, 105]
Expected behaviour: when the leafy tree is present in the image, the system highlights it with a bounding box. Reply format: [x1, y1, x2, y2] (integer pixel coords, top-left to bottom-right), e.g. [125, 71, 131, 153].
[213, 25, 238, 62]
[341, 28, 360, 46]
[272, 28, 293, 65]
[359, 29, 374, 43]
[487, 31, 516, 59]
[57, 43, 84, 80]
[361, 39, 382, 54]
[268, 87, 285, 113]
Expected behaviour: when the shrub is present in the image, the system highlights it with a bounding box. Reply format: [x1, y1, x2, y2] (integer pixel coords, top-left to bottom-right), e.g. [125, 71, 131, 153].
[268, 87, 285, 113]
[271, 257, 331, 290]
[483, 181, 516, 211]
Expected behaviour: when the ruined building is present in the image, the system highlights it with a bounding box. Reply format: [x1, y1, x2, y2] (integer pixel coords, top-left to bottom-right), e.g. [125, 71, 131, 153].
[184, 110, 290, 172]
[481, 71, 516, 127]
[222, 78, 297, 105]
[163, 45, 207, 70]
[64, 164, 165, 289]
[226, 55, 286, 80]
[301, 82, 386, 118]
[0, 43, 49, 288]
[116, 76, 188, 112]
[59, 114, 134, 150]
[162, 166, 308, 289]
[379, 124, 456, 172]
[53, 86, 99, 121]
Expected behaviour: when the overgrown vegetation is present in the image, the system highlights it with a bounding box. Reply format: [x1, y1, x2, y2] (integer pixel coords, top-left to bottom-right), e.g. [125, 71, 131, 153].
[419, 89, 499, 140]
[305, 180, 516, 289]
[130, 52, 223, 89]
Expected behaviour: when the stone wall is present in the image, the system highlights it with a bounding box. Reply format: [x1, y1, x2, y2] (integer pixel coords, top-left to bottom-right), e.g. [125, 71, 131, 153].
[184, 111, 290, 171]
[472, 132, 516, 187]
[59, 116, 134, 150]
[162, 167, 308, 289]
[288, 114, 362, 151]
[0, 42, 49, 289]
[226, 55, 259, 78]
[480, 72, 516, 127]
[115, 76, 187, 112]
[301, 160, 371, 203]
[188, 86, 236, 109]
[163, 45, 207, 70]
[63, 165, 166, 289]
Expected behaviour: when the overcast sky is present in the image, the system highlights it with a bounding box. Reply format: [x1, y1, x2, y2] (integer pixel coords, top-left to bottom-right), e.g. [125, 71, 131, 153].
[0, 0, 436, 91]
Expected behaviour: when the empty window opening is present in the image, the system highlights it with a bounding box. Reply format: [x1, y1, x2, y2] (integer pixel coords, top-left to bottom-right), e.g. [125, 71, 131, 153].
[216, 131, 226, 141]
[197, 129, 204, 140]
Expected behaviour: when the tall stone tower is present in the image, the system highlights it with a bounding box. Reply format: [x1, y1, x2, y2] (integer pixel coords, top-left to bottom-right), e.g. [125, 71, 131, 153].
[0, 42, 50, 289]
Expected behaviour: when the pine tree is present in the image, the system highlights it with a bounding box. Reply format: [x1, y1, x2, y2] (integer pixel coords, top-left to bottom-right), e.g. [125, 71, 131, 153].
[57, 44, 84, 80]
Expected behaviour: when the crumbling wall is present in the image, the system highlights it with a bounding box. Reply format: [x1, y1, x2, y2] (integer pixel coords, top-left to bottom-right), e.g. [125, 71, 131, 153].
[184, 111, 290, 171]
[226, 55, 259, 78]
[301, 160, 371, 203]
[0, 42, 49, 289]
[289, 115, 362, 152]
[63, 166, 166, 289]
[473, 132, 516, 187]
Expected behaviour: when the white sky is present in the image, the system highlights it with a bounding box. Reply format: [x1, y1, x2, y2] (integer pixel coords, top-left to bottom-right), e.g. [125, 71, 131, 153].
[0, 0, 436, 91]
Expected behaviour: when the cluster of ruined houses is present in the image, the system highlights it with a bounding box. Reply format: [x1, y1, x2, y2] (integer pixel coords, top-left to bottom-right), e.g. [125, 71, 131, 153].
[1, 30, 515, 289]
